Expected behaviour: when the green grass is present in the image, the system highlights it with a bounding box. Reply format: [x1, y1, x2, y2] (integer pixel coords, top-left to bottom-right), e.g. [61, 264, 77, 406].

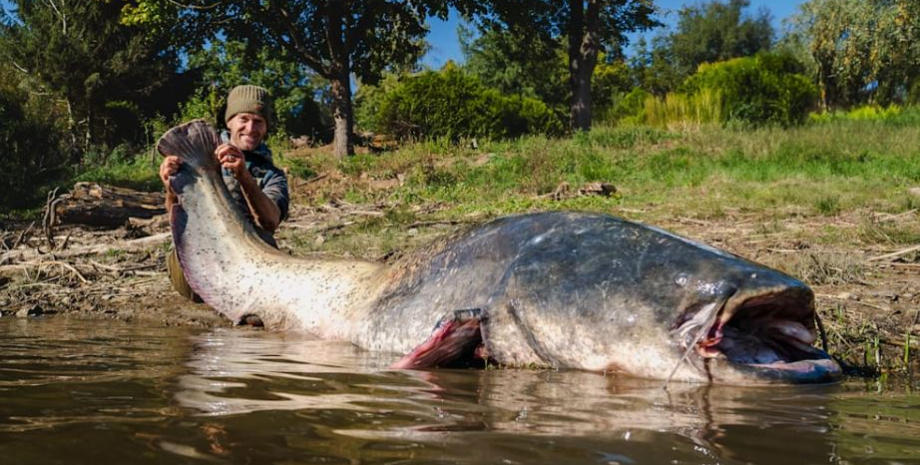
[73, 151, 161, 192]
[297, 120, 920, 226]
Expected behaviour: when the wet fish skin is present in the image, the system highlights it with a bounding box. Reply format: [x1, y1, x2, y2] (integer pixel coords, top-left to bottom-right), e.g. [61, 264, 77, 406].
[158, 120, 841, 384]
[355, 212, 834, 383]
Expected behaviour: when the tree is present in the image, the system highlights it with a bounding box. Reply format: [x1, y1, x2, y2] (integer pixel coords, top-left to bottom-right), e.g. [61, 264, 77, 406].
[0, 0, 180, 153]
[127, 0, 476, 157]
[631, 0, 772, 95]
[460, 24, 631, 124]
[473, 0, 658, 132]
[784, 0, 920, 109]
[460, 24, 567, 109]
[669, 0, 772, 78]
[0, 64, 68, 211]
[183, 39, 333, 143]
[629, 36, 682, 96]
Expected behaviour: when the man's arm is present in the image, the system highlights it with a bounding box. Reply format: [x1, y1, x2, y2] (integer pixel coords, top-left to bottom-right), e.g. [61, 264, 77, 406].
[216, 144, 283, 232]
[159, 156, 181, 212]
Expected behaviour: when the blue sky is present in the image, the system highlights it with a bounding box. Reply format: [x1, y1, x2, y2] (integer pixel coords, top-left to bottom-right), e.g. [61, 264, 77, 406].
[1, 0, 804, 68]
[423, 0, 806, 68]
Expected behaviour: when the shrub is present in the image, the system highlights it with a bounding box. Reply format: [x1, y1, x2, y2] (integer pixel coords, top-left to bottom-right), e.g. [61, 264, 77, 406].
[0, 82, 68, 212]
[605, 87, 651, 125]
[681, 52, 817, 126]
[373, 68, 563, 141]
[807, 104, 920, 126]
[642, 88, 722, 128]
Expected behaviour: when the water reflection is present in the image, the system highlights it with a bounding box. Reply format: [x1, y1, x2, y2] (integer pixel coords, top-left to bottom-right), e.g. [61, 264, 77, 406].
[2, 319, 919, 465]
[177, 328, 850, 464]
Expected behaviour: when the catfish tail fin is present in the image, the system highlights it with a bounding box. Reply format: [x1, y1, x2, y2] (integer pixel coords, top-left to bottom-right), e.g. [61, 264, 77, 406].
[156, 120, 221, 173]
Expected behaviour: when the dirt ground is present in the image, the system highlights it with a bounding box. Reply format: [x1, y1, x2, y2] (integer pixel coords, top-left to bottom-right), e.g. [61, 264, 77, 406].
[1, 194, 918, 374]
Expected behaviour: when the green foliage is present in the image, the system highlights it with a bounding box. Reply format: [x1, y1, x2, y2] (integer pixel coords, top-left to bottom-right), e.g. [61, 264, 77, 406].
[786, 0, 920, 109]
[460, 25, 567, 110]
[461, 27, 631, 122]
[72, 150, 161, 192]
[668, 0, 773, 77]
[471, 0, 659, 130]
[0, 0, 181, 151]
[606, 87, 651, 124]
[127, 0, 477, 156]
[354, 73, 402, 133]
[183, 39, 333, 142]
[631, 0, 773, 94]
[0, 71, 68, 211]
[808, 105, 920, 127]
[641, 89, 722, 128]
[373, 68, 563, 140]
[681, 53, 817, 126]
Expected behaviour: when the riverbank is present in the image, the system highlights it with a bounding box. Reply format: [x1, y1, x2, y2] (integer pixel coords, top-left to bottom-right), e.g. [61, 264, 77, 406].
[2, 196, 917, 374]
[2, 121, 919, 373]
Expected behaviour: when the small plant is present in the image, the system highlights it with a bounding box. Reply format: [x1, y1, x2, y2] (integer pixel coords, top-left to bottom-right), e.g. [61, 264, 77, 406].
[815, 196, 841, 216]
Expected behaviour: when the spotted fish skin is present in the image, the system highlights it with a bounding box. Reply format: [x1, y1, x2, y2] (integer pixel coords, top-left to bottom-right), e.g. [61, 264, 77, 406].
[158, 120, 841, 384]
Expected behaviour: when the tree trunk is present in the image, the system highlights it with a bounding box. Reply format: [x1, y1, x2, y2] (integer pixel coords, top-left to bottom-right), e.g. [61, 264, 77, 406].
[568, 0, 600, 132]
[330, 74, 354, 158]
[326, 1, 354, 158]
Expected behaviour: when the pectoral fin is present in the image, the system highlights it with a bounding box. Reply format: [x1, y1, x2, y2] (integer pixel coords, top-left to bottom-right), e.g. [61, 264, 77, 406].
[391, 309, 487, 369]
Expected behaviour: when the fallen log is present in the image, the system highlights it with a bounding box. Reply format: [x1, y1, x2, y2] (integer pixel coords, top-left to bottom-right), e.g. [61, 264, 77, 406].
[52, 182, 166, 229]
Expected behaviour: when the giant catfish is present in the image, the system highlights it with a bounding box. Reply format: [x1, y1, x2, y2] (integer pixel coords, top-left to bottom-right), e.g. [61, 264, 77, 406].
[157, 120, 841, 385]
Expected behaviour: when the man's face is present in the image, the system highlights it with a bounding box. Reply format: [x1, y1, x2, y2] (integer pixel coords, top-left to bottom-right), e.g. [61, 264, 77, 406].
[228, 113, 267, 151]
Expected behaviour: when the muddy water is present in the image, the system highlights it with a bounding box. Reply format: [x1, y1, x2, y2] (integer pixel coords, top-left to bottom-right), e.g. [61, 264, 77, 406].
[1, 319, 918, 465]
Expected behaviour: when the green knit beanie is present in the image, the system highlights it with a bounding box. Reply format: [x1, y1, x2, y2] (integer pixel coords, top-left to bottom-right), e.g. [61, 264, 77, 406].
[225, 85, 273, 127]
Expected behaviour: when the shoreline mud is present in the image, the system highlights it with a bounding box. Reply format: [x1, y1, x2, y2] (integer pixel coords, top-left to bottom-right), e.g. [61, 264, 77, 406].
[2, 198, 918, 375]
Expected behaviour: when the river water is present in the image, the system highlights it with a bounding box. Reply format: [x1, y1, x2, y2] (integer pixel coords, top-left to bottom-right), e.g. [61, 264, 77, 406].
[1, 318, 918, 465]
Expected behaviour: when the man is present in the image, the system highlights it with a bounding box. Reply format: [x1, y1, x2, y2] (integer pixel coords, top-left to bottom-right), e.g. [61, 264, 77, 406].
[160, 85, 290, 301]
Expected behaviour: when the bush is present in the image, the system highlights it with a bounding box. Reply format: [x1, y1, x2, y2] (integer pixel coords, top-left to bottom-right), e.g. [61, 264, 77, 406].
[372, 67, 563, 141]
[642, 88, 722, 128]
[603, 88, 651, 125]
[0, 82, 68, 212]
[809, 104, 920, 127]
[681, 52, 817, 126]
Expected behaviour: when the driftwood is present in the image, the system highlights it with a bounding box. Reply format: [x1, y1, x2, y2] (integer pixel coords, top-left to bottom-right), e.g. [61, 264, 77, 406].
[51, 182, 166, 229]
[868, 245, 920, 262]
[0, 232, 171, 264]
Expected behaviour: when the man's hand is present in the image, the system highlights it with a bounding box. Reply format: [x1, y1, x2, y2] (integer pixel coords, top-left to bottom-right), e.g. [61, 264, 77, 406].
[159, 155, 182, 212]
[216, 143, 247, 179]
[214, 143, 281, 232]
[159, 156, 182, 186]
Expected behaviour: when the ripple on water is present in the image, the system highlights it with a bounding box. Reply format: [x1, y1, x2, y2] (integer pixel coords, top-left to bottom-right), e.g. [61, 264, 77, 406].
[1, 317, 919, 464]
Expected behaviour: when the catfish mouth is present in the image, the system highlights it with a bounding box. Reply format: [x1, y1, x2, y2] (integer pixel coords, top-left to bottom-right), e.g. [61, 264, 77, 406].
[678, 290, 842, 384]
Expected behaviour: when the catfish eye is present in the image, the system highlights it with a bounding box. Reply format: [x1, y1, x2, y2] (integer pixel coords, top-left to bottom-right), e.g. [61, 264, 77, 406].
[675, 273, 688, 286]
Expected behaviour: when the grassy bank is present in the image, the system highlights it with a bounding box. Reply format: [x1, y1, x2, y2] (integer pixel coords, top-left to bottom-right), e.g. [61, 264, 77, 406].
[69, 119, 920, 373]
[279, 119, 919, 254]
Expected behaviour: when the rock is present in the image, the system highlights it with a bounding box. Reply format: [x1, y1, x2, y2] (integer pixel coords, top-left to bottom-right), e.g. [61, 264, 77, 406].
[837, 292, 859, 301]
[314, 235, 325, 247]
[908, 187, 920, 198]
[578, 182, 617, 198]
[16, 304, 43, 318]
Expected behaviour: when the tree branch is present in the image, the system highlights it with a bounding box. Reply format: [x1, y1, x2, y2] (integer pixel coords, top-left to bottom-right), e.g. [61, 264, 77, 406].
[39, 0, 66, 34]
[345, 3, 377, 52]
[265, 3, 332, 77]
[165, 0, 224, 11]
